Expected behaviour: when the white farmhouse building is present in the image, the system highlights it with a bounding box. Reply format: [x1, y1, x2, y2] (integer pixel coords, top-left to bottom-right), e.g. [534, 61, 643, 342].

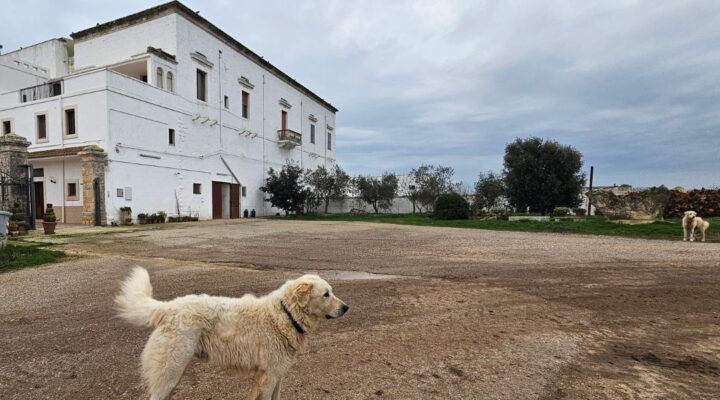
[0, 1, 337, 224]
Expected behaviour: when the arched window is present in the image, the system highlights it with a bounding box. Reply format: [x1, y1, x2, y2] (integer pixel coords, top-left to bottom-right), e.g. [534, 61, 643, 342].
[166, 71, 174, 92]
[156, 67, 164, 89]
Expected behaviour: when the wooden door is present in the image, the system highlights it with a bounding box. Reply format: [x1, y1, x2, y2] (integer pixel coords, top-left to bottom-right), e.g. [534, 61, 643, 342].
[212, 182, 222, 219]
[230, 183, 240, 219]
[281, 110, 287, 130]
[34, 182, 44, 219]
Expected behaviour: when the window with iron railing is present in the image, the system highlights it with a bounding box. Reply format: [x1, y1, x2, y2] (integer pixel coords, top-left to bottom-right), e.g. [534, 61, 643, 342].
[19, 80, 62, 103]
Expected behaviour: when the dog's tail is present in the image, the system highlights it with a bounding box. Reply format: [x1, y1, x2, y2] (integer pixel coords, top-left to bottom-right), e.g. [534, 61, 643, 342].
[115, 267, 166, 328]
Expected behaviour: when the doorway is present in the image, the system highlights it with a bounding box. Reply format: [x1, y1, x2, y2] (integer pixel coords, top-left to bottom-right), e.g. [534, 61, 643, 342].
[212, 181, 241, 219]
[34, 181, 45, 220]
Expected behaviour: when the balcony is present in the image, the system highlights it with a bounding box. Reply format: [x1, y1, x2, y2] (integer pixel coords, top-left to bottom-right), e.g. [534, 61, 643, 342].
[19, 80, 63, 103]
[277, 129, 301, 148]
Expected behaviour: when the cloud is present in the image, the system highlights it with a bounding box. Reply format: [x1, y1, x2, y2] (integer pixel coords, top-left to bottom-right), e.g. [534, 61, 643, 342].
[3, 0, 719, 188]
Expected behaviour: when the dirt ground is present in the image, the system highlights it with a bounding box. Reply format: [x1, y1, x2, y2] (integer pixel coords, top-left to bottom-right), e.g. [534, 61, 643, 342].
[1, 219, 719, 399]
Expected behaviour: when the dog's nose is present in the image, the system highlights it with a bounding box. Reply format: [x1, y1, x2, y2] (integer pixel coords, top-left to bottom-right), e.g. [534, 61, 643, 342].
[341, 304, 349, 314]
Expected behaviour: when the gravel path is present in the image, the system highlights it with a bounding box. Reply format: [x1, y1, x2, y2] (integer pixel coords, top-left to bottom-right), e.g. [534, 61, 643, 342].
[1, 219, 719, 399]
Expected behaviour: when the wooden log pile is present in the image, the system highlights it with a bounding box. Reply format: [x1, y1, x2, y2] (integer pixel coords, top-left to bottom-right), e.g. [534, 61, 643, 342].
[664, 189, 720, 218]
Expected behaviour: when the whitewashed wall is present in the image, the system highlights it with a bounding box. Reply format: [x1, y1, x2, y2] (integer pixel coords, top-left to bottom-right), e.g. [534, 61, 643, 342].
[1, 10, 337, 221]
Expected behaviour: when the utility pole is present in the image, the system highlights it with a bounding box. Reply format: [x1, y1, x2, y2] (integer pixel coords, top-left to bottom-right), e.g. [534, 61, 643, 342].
[586, 165, 594, 216]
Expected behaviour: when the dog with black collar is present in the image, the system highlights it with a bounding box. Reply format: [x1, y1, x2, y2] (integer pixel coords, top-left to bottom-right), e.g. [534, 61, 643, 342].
[115, 268, 349, 400]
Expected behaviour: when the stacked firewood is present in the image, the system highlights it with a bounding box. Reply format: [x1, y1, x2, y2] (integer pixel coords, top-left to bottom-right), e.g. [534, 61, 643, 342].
[664, 189, 720, 218]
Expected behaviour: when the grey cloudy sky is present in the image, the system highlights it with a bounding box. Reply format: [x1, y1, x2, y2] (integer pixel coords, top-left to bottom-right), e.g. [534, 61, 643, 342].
[3, 0, 719, 188]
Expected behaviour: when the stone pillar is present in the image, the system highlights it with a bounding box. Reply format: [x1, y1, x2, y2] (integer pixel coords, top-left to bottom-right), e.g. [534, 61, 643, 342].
[79, 145, 108, 226]
[0, 133, 31, 212]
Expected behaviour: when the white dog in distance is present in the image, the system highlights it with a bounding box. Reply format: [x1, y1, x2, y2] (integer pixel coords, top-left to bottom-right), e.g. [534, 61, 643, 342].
[115, 267, 349, 400]
[682, 211, 710, 242]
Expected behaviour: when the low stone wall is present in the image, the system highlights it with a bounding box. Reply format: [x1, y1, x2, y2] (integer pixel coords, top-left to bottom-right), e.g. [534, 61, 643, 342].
[587, 187, 671, 220]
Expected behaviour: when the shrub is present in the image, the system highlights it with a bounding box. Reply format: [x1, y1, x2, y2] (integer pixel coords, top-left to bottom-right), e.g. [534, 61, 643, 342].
[11, 201, 24, 223]
[433, 192, 470, 220]
[491, 208, 509, 221]
[43, 204, 57, 223]
[573, 208, 586, 217]
[552, 207, 572, 217]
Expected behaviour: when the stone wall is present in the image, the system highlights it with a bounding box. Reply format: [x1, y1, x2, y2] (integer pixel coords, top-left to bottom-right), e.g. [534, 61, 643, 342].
[587, 187, 671, 220]
[79, 145, 108, 225]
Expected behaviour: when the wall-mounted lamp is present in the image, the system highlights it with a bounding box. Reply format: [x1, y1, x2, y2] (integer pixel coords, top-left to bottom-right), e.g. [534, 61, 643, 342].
[50, 177, 57, 184]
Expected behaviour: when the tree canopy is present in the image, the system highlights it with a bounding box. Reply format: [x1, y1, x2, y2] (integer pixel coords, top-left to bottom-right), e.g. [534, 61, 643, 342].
[503, 137, 585, 214]
[353, 173, 399, 214]
[260, 163, 309, 215]
[306, 165, 351, 214]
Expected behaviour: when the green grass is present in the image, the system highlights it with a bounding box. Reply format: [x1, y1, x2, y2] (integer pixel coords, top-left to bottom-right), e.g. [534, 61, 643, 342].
[0, 243, 66, 273]
[274, 214, 720, 242]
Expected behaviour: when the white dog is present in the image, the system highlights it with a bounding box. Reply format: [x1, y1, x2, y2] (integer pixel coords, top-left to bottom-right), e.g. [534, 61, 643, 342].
[682, 211, 710, 242]
[115, 267, 349, 400]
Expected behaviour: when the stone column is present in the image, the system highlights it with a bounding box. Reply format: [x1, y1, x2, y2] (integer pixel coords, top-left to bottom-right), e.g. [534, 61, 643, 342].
[79, 145, 108, 226]
[0, 133, 31, 212]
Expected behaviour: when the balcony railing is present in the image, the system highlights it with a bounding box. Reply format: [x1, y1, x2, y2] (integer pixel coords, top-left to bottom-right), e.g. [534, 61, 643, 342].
[19, 80, 63, 103]
[277, 129, 302, 148]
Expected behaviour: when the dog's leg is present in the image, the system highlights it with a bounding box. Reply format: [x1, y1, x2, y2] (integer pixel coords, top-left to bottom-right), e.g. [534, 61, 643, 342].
[683, 226, 688, 241]
[701, 225, 706, 242]
[690, 221, 696, 242]
[143, 328, 200, 400]
[249, 371, 279, 400]
[271, 378, 283, 400]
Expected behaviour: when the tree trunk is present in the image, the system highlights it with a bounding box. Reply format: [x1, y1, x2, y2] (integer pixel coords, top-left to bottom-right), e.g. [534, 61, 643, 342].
[324, 199, 330, 214]
[372, 202, 379, 214]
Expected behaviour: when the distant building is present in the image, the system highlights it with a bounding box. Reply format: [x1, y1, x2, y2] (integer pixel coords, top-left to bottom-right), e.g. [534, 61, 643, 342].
[0, 1, 337, 223]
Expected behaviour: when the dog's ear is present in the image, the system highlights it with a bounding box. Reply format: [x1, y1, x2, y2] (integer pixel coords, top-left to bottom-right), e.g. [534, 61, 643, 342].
[292, 282, 314, 308]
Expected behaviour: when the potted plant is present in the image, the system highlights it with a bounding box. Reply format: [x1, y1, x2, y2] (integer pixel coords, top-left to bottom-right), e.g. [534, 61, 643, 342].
[137, 213, 148, 225]
[120, 207, 133, 225]
[42, 203, 57, 234]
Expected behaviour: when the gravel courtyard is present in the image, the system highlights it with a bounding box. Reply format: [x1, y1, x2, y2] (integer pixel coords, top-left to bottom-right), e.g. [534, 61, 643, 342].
[1, 219, 719, 399]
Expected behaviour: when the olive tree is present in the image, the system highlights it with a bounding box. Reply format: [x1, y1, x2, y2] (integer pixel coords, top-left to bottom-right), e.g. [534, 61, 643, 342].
[306, 164, 351, 214]
[503, 137, 585, 214]
[260, 163, 310, 216]
[353, 173, 399, 214]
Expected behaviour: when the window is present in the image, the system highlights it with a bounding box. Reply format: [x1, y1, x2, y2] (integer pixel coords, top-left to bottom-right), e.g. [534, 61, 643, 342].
[281, 110, 287, 131]
[224, 95, 229, 109]
[241, 91, 249, 118]
[310, 124, 315, 144]
[2, 120, 11, 134]
[196, 69, 207, 101]
[156, 67, 164, 89]
[117, 188, 124, 198]
[241, 186, 247, 197]
[166, 72, 174, 92]
[327, 132, 332, 150]
[36, 113, 48, 141]
[64, 108, 77, 137]
[33, 168, 44, 177]
[66, 180, 79, 201]
[193, 183, 202, 194]
[168, 128, 175, 146]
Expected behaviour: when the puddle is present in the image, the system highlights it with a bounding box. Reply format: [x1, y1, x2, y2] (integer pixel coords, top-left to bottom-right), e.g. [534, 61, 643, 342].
[322, 270, 405, 281]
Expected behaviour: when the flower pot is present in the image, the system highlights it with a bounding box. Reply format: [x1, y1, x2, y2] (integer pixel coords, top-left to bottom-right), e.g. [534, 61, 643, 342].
[42, 221, 57, 235]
